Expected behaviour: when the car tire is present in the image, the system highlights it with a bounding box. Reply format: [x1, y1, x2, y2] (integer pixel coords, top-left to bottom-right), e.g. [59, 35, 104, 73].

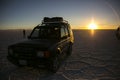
[67, 43, 72, 55]
[49, 54, 60, 73]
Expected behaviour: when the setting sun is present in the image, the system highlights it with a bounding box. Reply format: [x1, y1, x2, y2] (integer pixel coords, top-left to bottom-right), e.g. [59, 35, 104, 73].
[88, 23, 98, 30]
[88, 18, 98, 30]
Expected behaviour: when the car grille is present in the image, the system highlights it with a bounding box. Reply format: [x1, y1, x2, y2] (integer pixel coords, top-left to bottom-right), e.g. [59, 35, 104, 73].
[13, 47, 35, 59]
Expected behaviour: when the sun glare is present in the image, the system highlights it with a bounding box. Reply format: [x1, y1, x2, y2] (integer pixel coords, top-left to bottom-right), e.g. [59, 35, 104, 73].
[88, 23, 98, 30]
[88, 18, 98, 30]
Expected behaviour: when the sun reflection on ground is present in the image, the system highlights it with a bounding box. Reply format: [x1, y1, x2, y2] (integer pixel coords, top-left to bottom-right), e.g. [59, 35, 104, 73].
[90, 29, 95, 36]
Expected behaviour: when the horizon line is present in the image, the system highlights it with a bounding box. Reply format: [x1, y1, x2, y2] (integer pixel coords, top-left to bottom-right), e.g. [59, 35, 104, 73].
[0, 28, 117, 30]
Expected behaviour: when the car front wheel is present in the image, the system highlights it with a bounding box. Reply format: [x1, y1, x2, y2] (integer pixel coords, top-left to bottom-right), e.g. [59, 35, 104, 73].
[67, 43, 72, 55]
[49, 54, 61, 72]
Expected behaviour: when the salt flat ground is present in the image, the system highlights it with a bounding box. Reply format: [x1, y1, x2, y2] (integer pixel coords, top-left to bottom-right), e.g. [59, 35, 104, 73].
[0, 30, 120, 80]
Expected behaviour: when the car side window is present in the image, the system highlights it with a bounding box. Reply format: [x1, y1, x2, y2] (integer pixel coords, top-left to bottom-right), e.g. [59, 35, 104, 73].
[61, 26, 66, 38]
[64, 26, 69, 36]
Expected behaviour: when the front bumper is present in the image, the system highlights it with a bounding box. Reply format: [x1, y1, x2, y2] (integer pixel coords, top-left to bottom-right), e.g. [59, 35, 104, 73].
[7, 55, 50, 67]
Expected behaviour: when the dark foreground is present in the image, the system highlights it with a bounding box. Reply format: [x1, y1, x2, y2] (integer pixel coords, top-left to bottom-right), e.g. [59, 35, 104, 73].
[0, 29, 120, 80]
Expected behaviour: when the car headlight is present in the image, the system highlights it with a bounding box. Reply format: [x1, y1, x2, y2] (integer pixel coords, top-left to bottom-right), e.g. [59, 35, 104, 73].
[37, 51, 44, 57]
[8, 49, 13, 55]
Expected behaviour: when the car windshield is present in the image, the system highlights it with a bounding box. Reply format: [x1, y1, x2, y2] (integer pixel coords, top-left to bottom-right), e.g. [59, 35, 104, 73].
[30, 26, 60, 39]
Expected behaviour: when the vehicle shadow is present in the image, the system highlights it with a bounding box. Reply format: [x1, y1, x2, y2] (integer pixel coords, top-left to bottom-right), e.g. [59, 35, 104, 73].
[0, 67, 62, 80]
[1, 59, 68, 80]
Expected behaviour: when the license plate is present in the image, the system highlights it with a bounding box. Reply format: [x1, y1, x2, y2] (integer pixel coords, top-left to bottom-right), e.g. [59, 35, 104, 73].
[19, 60, 27, 65]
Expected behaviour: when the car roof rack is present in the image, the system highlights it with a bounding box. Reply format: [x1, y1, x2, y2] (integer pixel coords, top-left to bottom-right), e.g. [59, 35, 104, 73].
[42, 17, 68, 24]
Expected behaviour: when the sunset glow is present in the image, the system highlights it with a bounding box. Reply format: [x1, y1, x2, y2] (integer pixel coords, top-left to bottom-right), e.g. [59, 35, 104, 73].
[88, 23, 98, 30]
[0, 0, 119, 29]
[88, 18, 98, 30]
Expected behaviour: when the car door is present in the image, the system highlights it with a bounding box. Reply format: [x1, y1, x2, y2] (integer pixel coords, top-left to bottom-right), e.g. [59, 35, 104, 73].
[59, 25, 69, 57]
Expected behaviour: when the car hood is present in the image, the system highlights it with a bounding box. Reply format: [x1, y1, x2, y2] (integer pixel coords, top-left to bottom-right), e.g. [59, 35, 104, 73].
[10, 39, 58, 50]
